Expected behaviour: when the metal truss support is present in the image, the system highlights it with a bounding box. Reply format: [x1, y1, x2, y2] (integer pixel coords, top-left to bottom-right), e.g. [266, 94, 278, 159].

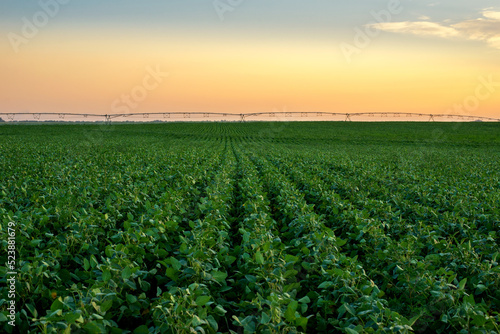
[1, 111, 500, 123]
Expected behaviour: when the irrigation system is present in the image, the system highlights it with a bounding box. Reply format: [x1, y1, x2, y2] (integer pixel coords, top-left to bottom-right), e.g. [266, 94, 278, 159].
[0, 111, 499, 123]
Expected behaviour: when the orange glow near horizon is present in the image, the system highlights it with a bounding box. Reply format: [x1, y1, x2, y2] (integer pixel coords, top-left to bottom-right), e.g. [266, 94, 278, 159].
[1, 28, 498, 118]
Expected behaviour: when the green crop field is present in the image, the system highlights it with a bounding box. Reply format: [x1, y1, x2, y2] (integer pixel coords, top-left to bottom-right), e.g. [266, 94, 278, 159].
[1, 122, 499, 333]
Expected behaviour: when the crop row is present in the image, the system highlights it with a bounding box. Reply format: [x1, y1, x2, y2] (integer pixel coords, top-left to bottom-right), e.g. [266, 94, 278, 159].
[1, 123, 499, 334]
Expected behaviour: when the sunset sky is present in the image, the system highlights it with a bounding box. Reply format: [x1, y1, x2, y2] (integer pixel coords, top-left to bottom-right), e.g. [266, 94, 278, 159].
[1, 0, 499, 118]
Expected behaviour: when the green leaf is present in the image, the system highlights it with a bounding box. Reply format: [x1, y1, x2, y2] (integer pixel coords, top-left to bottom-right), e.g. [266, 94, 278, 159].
[332, 268, 344, 277]
[285, 254, 299, 264]
[296, 317, 308, 330]
[344, 304, 356, 316]
[212, 271, 227, 283]
[336, 238, 347, 247]
[50, 298, 64, 312]
[102, 269, 111, 282]
[122, 266, 132, 280]
[318, 281, 333, 289]
[105, 246, 114, 258]
[338, 304, 347, 317]
[225, 255, 237, 265]
[464, 294, 476, 305]
[472, 313, 487, 326]
[196, 296, 211, 306]
[140, 279, 151, 292]
[475, 284, 487, 294]
[215, 305, 227, 316]
[191, 315, 204, 327]
[255, 251, 264, 265]
[240, 229, 250, 243]
[298, 296, 311, 304]
[170, 257, 182, 271]
[245, 275, 257, 283]
[0, 313, 8, 321]
[31, 239, 43, 246]
[100, 300, 113, 313]
[125, 279, 137, 290]
[64, 313, 80, 324]
[458, 278, 467, 290]
[165, 267, 177, 280]
[26, 303, 38, 318]
[83, 322, 103, 333]
[127, 294, 137, 304]
[240, 316, 256, 332]
[492, 252, 499, 262]
[393, 265, 404, 274]
[207, 315, 218, 331]
[406, 314, 420, 327]
[134, 325, 150, 334]
[285, 300, 299, 322]
[260, 312, 271, 324]
[83, 258, 90, 271]
[345, 328, 359, 334]
[90, 255, 98, 268]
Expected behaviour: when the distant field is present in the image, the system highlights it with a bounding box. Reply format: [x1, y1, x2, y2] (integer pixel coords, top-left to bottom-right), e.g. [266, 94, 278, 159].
[1, 122, 499, 333]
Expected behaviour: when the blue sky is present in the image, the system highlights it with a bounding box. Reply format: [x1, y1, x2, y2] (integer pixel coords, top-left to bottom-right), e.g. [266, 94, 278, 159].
[2, 1, 497, 31]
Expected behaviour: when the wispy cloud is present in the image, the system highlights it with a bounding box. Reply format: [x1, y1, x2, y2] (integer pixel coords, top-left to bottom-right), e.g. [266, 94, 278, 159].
[368, 10, 500, 49]
[483, 11, 500, 20]
[372, 21, 459, 38]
